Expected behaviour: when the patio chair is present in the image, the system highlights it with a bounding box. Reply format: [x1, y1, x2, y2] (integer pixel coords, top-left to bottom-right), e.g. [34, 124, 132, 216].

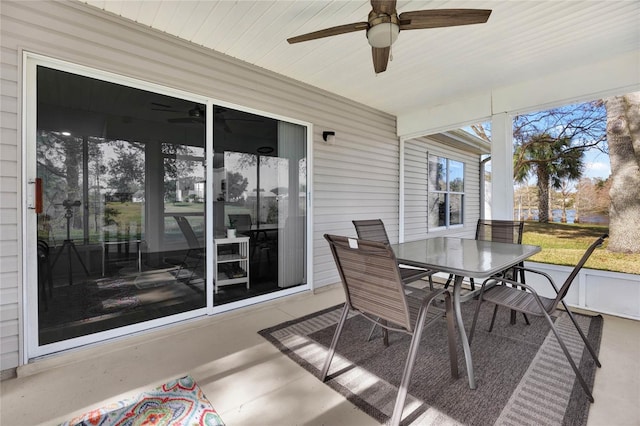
[469, 234, 607, 403]
[174, 215, 205, 283]
[322, 234, 458, 426]
[352, 219, 435, 290]
[228, 214, 252, 234]
[443, 219, 529, 325]
[229, 213, 271, 265]
[444, 219, 526, 291]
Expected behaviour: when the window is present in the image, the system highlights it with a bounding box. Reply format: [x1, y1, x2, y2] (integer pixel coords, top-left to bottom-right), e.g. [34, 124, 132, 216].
[428, 155, 464, 228]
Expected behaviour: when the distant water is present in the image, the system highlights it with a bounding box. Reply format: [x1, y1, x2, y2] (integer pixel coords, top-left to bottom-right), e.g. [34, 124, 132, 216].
[515, 209, 609, 225]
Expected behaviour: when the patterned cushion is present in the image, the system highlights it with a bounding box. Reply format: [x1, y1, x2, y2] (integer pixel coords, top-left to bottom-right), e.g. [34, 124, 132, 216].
[61, 375, 224, 426]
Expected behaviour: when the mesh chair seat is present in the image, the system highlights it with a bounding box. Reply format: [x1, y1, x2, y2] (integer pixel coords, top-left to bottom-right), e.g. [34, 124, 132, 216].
[481, 283, 555, 315]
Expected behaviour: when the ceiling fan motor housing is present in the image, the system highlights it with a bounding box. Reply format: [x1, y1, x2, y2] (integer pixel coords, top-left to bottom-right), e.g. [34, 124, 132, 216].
[366, 13, 400, 48]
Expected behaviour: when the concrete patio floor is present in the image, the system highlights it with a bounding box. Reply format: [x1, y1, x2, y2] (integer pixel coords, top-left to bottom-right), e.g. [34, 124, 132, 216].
[1, 284, 638, 425]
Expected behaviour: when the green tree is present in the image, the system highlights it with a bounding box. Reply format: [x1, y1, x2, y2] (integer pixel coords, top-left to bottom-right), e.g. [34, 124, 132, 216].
[513, 102, 605, 223]
[107, 141, 144, 196]
[226, 171, 248, 201]
[514, 134, 584, 222]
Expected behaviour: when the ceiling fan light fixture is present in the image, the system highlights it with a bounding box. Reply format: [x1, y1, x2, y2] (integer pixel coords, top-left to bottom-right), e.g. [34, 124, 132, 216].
[367, 22, 400, 48]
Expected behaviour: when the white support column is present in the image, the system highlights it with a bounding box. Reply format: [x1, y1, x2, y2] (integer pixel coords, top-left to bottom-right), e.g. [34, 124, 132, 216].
[399, 137, 405, 243]
[490, 113, 514, 220]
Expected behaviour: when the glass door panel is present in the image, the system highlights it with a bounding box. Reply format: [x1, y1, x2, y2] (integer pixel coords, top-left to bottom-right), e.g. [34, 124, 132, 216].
[212, 108, 307, 305]
[34, 65, 207, 346]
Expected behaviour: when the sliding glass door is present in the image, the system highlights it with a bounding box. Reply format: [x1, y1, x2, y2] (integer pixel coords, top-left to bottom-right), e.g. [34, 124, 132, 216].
[211, 108, 307, 305]
[25, 55, 309, 357]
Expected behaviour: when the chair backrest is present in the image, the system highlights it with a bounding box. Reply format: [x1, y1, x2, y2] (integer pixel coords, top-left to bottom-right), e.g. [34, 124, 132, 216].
[475, 219, 524, 244]
[324, 234, 412, 331]
[352, 219, 391, 245]
[553, 234, 608, 308]
[174, 216, 201, 249]
[229, 214, 252, 232]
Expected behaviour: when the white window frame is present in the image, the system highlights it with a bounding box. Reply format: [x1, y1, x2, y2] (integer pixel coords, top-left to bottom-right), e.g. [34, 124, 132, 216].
[427, 154, 465, 231]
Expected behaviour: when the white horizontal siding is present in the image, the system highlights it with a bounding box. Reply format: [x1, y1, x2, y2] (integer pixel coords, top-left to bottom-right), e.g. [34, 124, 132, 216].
[0, 11, 21, 372]
[0, 0, 398, 369]
[404, 136, 480, 242]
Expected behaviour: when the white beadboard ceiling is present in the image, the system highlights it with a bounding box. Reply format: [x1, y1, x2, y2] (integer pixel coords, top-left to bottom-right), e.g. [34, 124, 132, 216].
[80, 0, 639, 117]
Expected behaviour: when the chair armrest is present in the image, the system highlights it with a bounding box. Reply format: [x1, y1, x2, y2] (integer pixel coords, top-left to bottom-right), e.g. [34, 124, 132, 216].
[480, 276, 546, 299]
[407, 286, 449, 303]
[512, 265, 560, 294]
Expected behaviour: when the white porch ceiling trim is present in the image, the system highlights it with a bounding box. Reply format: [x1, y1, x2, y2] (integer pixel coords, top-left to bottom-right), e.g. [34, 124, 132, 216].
[398, 51, 640, 137]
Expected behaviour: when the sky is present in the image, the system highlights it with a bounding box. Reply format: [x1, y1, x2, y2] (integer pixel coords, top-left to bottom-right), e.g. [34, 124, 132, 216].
[583, 149, 611, 179]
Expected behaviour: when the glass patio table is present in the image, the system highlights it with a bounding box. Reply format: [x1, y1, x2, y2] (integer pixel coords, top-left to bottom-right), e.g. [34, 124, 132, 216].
[391, 237, 541, 389]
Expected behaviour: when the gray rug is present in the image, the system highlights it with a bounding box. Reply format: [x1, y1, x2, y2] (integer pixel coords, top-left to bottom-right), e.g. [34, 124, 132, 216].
[259, 299, 602, 426]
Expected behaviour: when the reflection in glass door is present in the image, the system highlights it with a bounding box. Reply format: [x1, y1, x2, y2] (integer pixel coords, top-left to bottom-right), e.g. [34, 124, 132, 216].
[33, 65, 207, 347]
[211, 108, 307, 305]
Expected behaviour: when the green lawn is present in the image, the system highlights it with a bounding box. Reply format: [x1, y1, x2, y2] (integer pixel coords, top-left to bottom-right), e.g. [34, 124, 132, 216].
[522, 222, 640, 275]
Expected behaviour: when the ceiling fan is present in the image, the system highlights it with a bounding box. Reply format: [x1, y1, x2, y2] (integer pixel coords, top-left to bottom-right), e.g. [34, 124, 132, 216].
[151, 103, 261, 131]
[151, 103, 205, 124]
[287, 0, 491, 74]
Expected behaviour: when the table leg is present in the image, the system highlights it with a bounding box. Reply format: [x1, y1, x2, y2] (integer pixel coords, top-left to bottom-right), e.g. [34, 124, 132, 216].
[453, 274, 476, 389]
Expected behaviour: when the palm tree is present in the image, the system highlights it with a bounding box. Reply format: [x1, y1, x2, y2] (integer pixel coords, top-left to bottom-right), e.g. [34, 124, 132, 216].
[513, 133, 584, 222]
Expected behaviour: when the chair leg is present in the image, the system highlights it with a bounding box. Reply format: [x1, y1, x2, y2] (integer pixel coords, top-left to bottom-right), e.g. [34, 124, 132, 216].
[543, 311, 595, 402]
[506, 311, 529, 326]
[443, 273, 454, 289]
[366, 322, 378, 342]
[428, 274, 434, 291]
[381, 319, 389, 347]
[469, 284, 490, 345]
[561, 301, 601, 367]
[518, 268, 530, 325]
[389, 299, 432, 426]
[320, 304, 350, 381]
[365, 319, 394, 345]
[489, 305, 499, 332]
[187, 255, 201, 284]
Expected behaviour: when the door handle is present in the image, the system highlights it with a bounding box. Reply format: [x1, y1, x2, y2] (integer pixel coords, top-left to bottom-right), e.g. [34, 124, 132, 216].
[27, 178, 43, 213]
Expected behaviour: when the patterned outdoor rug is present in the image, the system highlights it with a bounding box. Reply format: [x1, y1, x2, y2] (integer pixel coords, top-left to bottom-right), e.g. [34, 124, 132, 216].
[60, 375, 224, 426]
[259, 299, 603, 426]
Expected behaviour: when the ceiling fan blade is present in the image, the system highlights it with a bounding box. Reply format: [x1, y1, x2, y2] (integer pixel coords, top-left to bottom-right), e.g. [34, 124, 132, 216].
[372, 46, 390, 74]
[219, 120, 233, 133]
[151, 102, 173, 108]
[287, 22, 368, 44]
[168, 117, 204, 124]
[399, 9, 491, 30]
[371, 0, 397, 15]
